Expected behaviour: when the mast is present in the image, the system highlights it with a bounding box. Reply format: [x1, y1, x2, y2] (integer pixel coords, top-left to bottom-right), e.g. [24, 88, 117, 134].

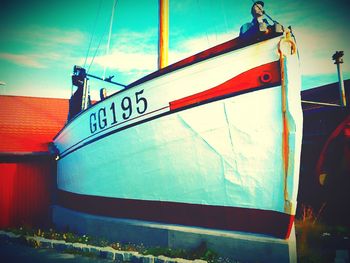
[158, 0, 169, 69]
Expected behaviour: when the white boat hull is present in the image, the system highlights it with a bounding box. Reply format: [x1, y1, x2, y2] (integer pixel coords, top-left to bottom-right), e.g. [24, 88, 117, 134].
[54, 34, 302, 238]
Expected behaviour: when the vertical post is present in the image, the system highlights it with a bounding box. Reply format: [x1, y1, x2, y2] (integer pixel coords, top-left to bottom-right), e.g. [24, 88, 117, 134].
[332, 51, 347, 107]
[158, 0, 169, 69]
[81, 78, 89, 111]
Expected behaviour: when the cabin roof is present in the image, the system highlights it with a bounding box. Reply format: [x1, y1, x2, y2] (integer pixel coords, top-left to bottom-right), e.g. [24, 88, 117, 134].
[0, 95, 68, 153]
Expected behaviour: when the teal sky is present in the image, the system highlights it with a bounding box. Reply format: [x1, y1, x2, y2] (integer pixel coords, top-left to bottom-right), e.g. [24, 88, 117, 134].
[1, 0, 349, 99]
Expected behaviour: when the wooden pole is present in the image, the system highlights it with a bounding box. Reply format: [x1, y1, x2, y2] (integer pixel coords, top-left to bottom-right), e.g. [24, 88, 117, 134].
[158, 0, 169, 69]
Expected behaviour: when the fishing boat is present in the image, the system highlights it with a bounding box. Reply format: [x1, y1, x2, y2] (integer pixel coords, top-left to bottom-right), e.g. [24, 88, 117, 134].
[53, 1, 303, 239]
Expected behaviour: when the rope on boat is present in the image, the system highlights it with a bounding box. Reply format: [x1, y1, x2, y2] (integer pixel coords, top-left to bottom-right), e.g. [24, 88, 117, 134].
[86, 1, 117, 75]
[278, 29, 297, 213]
[87, 28, 106, 74]
[83, 0, 103, 69]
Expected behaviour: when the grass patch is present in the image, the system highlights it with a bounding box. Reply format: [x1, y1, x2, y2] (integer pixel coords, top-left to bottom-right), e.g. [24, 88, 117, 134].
[295, 204, 350, 263]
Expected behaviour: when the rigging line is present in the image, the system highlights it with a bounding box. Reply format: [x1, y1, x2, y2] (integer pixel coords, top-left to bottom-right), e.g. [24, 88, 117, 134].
[83, 0, 104, 68]
[103, 0, 118, 80]
[87, 22, 109, 74]
[86, 1, 116, 75]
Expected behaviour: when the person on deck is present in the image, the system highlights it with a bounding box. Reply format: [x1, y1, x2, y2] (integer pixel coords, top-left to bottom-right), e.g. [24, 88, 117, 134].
[100, 88, 107, 101]
[239, 1, 270, 39]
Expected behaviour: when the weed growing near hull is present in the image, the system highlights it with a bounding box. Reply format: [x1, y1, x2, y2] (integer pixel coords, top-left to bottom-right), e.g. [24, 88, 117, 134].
[26, 237, 41, 248]
[295, 204, 350, 263]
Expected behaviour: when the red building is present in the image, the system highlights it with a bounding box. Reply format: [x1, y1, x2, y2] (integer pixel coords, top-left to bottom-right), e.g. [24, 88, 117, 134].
[0, 95, 68, 228]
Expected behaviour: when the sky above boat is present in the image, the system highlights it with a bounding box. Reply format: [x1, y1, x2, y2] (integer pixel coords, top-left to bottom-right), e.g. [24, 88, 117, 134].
[0, 0, 349, 99]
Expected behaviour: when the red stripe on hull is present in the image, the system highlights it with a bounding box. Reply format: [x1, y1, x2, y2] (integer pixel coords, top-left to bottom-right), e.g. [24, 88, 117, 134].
[57, 190, 294, 239]
[128, 33, 282, 89]
[169, 61, 281, 111]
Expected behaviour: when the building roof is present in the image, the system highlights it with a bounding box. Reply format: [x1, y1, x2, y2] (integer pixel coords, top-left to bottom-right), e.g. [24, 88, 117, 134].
[0, 95, 68, 153]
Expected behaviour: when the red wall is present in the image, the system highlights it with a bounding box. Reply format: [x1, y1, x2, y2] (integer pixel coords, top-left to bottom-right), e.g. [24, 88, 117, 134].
[0, 161, 54, 228]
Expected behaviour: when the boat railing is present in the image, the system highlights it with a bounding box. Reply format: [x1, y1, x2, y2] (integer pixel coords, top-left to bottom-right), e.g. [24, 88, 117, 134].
[301, 100, 343, 107]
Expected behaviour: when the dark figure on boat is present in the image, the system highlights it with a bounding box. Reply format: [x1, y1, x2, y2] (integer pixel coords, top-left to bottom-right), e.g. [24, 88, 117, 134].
[239, 1, 282, 40]
[68, 66, 86, 121]
[100, 88, 107, 101]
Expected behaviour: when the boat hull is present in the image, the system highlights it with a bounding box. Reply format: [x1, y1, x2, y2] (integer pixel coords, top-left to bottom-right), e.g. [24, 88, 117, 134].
[57, 190, 294, 239]
[54, 35, 302, 239]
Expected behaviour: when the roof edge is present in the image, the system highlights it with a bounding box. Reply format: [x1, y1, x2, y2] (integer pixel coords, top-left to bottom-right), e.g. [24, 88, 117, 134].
[0, 151, 53, 163]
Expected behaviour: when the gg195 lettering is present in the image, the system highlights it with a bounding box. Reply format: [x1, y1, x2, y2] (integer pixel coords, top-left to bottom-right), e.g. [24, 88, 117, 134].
[89, 89, 148, 134]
